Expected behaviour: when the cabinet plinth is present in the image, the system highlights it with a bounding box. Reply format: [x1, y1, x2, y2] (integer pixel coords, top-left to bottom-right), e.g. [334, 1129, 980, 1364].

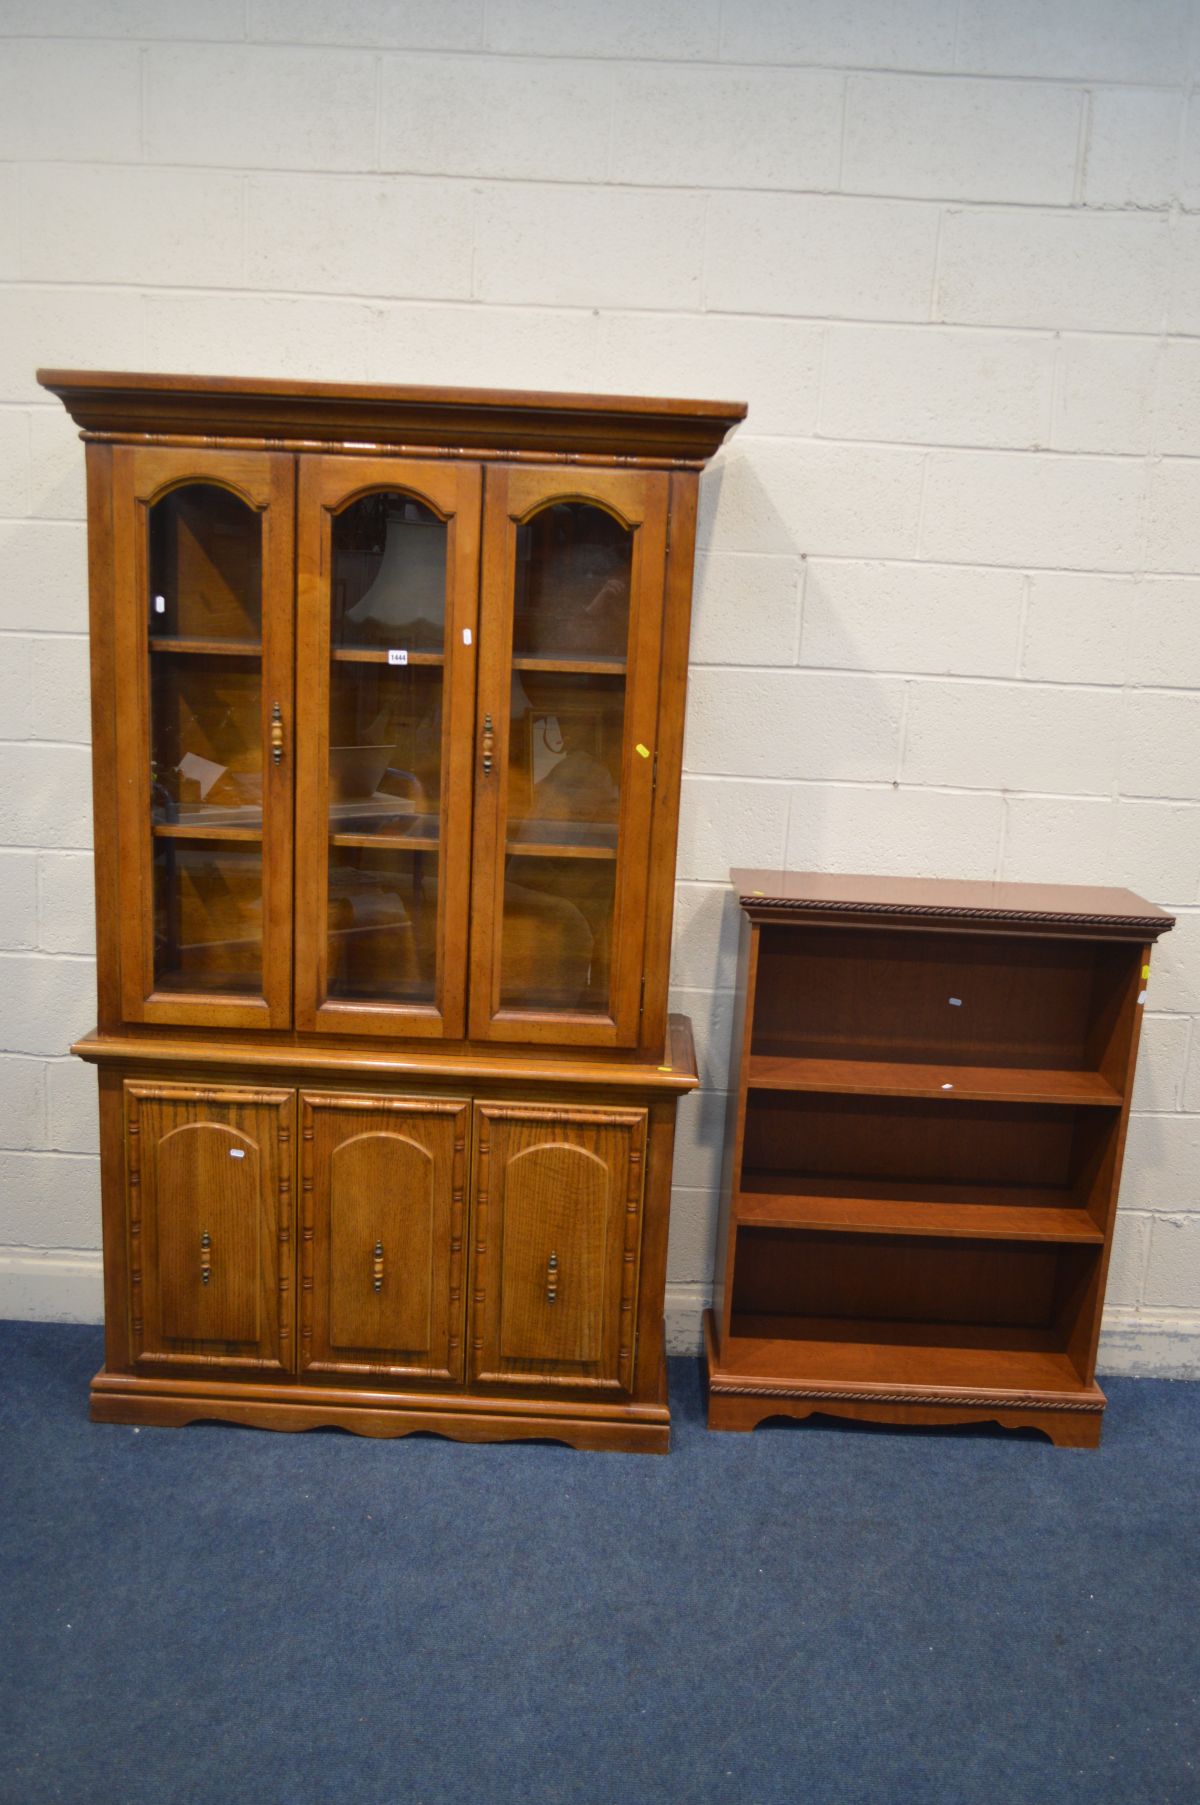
[46, 370, 743, 1453]
[706, 871, 1174, 1447]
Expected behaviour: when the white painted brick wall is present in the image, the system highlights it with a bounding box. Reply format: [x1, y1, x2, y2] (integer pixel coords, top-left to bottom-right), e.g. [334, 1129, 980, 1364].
[1, 0, 1198, 1367]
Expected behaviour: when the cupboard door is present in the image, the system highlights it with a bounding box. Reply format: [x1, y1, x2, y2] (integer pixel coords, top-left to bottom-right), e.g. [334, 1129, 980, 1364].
[125, 1083, 294, 1373]
[112, 447, 295, 1029]
[470, 1103, 648, 1392]
[299, 1094, 469, 1381]
[469, 468, 669, 1047]
[295, 457, 481, 1038]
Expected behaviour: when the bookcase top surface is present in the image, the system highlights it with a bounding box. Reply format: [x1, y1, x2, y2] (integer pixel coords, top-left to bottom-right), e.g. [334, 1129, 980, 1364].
[732, 870, 1174, 938]
[37, 368, 746, 465]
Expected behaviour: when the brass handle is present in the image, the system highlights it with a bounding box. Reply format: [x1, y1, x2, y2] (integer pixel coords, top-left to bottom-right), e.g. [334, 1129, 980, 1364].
[200, 1230, 211, 1286]
[373, 1240, 383, 1294]
[270, 702, 284, 766]
[481, 713, 493, 777]
[546, 1250, 558, 1304]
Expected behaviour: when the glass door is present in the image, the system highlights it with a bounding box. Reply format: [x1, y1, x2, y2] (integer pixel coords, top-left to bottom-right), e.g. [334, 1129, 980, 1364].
[469, 467, 669, 1046]
[112, 448, 294, 1028]
[294, 457, 480, 1038]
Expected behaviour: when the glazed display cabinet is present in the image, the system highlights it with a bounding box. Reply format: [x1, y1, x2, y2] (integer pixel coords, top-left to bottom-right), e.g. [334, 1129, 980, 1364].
[42, 370, 744, 1453]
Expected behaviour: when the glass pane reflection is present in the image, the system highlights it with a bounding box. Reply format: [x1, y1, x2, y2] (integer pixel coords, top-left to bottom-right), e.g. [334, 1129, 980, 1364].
[513, 502, 631, 662]
[153, 839, 262, 995]
[327, 847, 438, 1005]
[148, 483, 262, 643]
[331, 493, 447, 652]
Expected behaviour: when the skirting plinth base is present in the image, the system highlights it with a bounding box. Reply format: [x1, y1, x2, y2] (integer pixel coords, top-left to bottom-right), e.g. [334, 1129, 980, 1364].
[90, 1367, 671, 1455]
[703, 1312, 1104, 1449]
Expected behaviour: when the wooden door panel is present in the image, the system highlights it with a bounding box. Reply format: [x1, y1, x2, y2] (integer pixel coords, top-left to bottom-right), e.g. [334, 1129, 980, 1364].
[300, 1094, 469, 1381]
[126, 1083, 294, 1372]
[470, 1103, 647, 1392]
[294, 456, 481, 1040]
[498, 1142, 606, 1364]
[157, 1122, 262, 1342]
[468, 467, 668, 1048]
[111, 447, 295, 1031]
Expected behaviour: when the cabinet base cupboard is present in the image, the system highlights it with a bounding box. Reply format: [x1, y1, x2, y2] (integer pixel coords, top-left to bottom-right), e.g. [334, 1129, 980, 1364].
[42, 372, 746, 1454]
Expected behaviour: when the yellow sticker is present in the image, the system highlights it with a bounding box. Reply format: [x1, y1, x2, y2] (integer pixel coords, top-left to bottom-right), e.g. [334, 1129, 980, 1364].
[635, 743, 650, 758]
[1142, 964, 1151, 979]
[753, 889, 764, 896]
[658, 1065, 672, 1073]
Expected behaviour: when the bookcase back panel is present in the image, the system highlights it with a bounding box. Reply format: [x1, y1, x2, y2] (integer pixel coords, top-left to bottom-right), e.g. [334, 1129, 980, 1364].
[741, 1092, 1116, 1200]
[729, 1228, 1090, 1334]
[752, 926, 1105, 1070]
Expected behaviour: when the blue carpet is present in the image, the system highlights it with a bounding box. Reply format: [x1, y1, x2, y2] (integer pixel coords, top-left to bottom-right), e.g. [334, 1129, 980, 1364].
[1, 1323, 1198, 1805]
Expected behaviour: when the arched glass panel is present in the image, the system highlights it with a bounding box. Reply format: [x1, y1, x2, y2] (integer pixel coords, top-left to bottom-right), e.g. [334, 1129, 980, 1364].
[513, 500, 630, 664]
[325, 491, 448, 1005]
[331, 492, 447, 651]
[146, 483, 264, 996]
[499, 502, 633, 1015]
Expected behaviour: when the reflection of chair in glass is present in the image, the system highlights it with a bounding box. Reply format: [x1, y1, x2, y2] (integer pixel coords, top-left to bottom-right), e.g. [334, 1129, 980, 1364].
[513, 501, 631, 659]
[154, 846, 263, 989]
[500, 876, 595, 1011]
[328, 856, 419, 999]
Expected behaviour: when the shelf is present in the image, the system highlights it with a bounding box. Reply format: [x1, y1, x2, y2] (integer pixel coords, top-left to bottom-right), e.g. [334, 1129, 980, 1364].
[512, 655, 626, 676]
[148, 636, 261, 657]
[506, 822, 617, 859]
[330, 832, 439, 852]
[506, 841, 617, 861]
[722, 1316, 1091, 1396]
[331, 648, 444, 666]
[152, 822, 262, 843]
[735, 1175, 1104, 1244]
[745, 1053, 1123, 1109]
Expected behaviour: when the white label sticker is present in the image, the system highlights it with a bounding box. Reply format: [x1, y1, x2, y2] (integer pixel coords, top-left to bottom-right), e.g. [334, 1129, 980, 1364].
[948, 996, 962, 1007]
[941, 1082, 954, 1090]
[1137, 990, 1147, 1005]
[462, 627, 472, 646]
[387, 648, 408, 666]
[229, 1148, 245, 1159]
[153, 594, 166, 614]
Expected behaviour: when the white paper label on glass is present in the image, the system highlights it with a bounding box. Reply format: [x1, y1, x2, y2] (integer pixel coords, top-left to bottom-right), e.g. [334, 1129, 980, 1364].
[387, 648, 408, 667]
[229, 1148, 245, 1159]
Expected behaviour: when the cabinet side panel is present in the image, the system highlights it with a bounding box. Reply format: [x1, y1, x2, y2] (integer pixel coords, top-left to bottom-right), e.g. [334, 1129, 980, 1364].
[630, 1097, 676, 1398]
[1069, 940, 1152, 1381]
[99, 1065, 131, 1372]
[641, 470, 699, 1055]
[712, 911, 758, 1344]
[85, 444, 122, 1028]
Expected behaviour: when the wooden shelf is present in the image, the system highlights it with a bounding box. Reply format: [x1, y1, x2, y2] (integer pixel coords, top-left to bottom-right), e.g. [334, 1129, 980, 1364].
[152, 821, 262, 843]
[723, 1315, 1092, 1395]
[330, 647, 444, 666]
[745, 1052, 1123, 1108]
[330, 832, 439, 851]
[506, 821, 618, 860]
[735, 1175, 1104, 1244]
[506, 840, 617, 861]
[511, 655, 626, 676]
[149, 636, 261, 657]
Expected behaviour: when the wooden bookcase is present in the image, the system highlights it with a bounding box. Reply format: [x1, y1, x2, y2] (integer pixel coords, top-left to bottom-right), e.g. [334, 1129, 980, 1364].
[705, 871, 1174, 1448]
[40, 369, 745, 1454]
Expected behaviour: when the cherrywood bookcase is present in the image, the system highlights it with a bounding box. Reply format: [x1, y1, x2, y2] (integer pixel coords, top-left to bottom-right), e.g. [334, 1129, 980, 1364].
[41, 369, 744, 1454]
[705, 871, 1174, 1447]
